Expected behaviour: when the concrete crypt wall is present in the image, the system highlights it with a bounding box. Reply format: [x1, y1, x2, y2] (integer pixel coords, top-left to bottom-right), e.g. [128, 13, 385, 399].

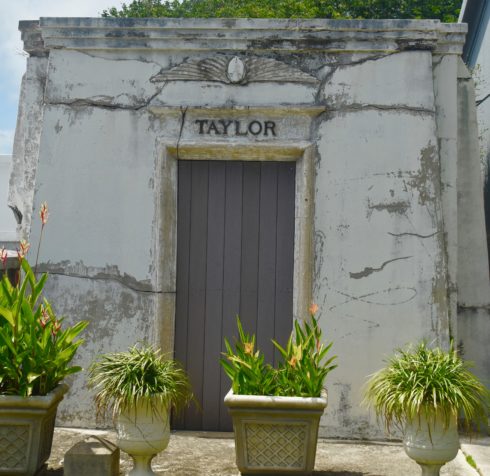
[9, 18, 490, 438]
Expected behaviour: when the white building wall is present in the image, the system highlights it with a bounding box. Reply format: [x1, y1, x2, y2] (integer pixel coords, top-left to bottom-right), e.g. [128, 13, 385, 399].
[10, 18, 483, 438]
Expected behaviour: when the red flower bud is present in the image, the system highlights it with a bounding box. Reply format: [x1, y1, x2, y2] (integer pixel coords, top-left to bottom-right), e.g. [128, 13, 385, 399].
[39, 314, 49, 329]
[40, 202, 49, 226]
[51, 319, 62, 336]
[0, 247, 7, 268]
[17, 240, 30, 260]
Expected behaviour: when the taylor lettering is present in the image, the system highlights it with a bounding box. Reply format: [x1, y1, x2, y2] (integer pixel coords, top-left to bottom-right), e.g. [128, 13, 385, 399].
[195, 119, 276, 137]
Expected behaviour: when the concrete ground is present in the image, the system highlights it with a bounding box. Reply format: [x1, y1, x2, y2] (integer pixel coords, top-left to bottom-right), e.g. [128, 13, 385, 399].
[45, 428, 489, 476]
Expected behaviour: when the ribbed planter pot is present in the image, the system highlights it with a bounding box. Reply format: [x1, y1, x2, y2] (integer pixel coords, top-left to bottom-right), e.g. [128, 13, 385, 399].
[0, 384, 68, 476]
[116, 397, 170, 476]
[403, 412, 459, 476]
[224, 390, 327, 475]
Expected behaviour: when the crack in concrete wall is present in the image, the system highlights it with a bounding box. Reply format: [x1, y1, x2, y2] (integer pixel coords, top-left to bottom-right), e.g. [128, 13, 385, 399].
[37, 261, 158, 293]
[327, 286, 418, 311]
[349, 256, 413, 279]
[46, 86, 165, 111]
[43, 270, 167, 294]
[388, 231, 439, 238]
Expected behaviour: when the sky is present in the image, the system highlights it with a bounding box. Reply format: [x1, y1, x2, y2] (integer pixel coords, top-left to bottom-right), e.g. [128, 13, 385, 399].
[0, 0, 122, 155]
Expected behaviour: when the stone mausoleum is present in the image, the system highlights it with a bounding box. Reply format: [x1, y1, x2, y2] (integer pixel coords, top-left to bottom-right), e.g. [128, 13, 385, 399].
[8, 18, 490, 438]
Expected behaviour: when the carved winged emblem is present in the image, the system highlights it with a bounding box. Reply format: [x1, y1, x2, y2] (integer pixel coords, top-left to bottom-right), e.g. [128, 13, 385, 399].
[150, 56, 318, 85]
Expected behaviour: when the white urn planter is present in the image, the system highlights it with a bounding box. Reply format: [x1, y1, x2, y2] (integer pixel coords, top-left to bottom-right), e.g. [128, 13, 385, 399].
[0, 384, 68, 476]
[403, 413, 459, 476]
[224, 390, 327, 475]
[116, 398, 170, 476]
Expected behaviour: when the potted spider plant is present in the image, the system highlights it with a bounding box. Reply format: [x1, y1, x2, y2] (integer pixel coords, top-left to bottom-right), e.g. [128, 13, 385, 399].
[363, 342, 489, 476]
[0, 203, 88, 476]
[221, 304, 337, 476]
[88, 344, 194, 476]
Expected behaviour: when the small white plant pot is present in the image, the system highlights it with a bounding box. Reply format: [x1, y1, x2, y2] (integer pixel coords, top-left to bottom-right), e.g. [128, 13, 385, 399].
[403, 412, 459, 476]
[116, 398, 170, 476]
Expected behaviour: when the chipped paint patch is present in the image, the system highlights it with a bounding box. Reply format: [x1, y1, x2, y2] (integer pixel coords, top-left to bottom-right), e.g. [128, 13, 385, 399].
[407, 143, 439, 206]
[367, 199, 410, 218]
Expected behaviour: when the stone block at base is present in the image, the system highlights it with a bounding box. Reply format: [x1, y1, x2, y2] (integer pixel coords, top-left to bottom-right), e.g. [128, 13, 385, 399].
[64, 436, 119, 476]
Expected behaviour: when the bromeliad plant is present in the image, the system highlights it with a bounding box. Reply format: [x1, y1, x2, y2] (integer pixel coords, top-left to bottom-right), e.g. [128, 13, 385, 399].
[363, 342, 489, 433]
[221, 304, 337, 397]
[0, 202, 89, 396]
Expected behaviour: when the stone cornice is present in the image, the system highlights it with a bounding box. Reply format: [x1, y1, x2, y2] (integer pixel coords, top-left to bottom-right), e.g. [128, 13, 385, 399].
[18, 20, 47, 57]
[18, 18, 467, 56]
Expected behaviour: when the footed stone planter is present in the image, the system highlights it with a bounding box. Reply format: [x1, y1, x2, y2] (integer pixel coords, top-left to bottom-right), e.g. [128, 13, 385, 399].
[224, 390, 327, 475]
[403, 413, 460, 476]
[0, 384, 68, 476]
[116, 398, 170, 476]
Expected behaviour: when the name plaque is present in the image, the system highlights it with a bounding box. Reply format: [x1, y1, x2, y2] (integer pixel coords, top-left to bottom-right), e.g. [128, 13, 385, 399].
[195, 119, 276, 137]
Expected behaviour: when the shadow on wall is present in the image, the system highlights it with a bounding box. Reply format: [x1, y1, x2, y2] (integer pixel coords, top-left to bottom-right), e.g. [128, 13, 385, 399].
[0, 155, 18, 246]
[484, 171, 490, 272]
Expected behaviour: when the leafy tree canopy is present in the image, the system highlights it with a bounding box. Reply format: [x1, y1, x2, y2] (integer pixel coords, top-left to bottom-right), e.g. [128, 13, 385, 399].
[102, 0, 461, 23]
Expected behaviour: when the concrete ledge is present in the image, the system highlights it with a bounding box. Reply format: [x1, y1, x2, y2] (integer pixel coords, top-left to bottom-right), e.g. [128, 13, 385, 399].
[17, 18, 467, 55]
[64, 435, 119, 476]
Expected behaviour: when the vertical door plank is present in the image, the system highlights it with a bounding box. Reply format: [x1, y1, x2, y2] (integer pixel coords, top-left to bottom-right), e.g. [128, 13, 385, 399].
[185, 161, 209, 429]
[274, 163, 296, 366]
[239, 162, 261, 336]
[256, 162, 279, 364]
[219, 161, 243, 431]
[202, 162, 226, 430]
[173, 161, 191, 430]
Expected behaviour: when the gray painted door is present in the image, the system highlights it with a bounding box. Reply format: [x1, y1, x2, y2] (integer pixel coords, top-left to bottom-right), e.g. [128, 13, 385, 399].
[174, 160, 295, 431]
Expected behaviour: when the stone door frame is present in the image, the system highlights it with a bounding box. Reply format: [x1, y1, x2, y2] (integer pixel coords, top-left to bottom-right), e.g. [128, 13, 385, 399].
[153, 135, 316, 356]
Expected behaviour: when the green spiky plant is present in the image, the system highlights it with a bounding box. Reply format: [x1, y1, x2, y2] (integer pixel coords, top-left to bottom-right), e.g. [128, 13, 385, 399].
[220, 305, 337, 397]
[363, 342, 489, 433]
[88, 344, 194, 420]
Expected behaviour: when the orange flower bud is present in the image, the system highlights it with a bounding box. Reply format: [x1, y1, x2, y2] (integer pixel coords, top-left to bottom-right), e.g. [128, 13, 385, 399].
[289, 356, 297, 368]
[309, 303, 319, 315]
[244, 342, 254, 355]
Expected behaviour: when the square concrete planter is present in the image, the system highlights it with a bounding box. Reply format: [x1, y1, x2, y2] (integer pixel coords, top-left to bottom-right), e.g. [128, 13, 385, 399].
[224, 390, 327, 475]
[0, 384, 68, 476]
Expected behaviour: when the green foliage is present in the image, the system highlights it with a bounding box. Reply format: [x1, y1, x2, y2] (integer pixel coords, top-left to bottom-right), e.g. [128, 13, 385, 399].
[220, 318, 277, 395]
[88, 344, 195, 419]
[102, 0, 461, 22]
[0, 259, 88, 396]
[273, 315, 337, 396]
[220, 311, 337, 397]
[466, 454, 477, 470]
[363, 342, 490, 433]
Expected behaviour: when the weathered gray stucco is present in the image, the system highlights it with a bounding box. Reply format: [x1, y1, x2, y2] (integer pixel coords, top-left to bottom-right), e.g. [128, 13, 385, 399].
[456, 58, 490, 394]
[10, 18, 487, 438]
